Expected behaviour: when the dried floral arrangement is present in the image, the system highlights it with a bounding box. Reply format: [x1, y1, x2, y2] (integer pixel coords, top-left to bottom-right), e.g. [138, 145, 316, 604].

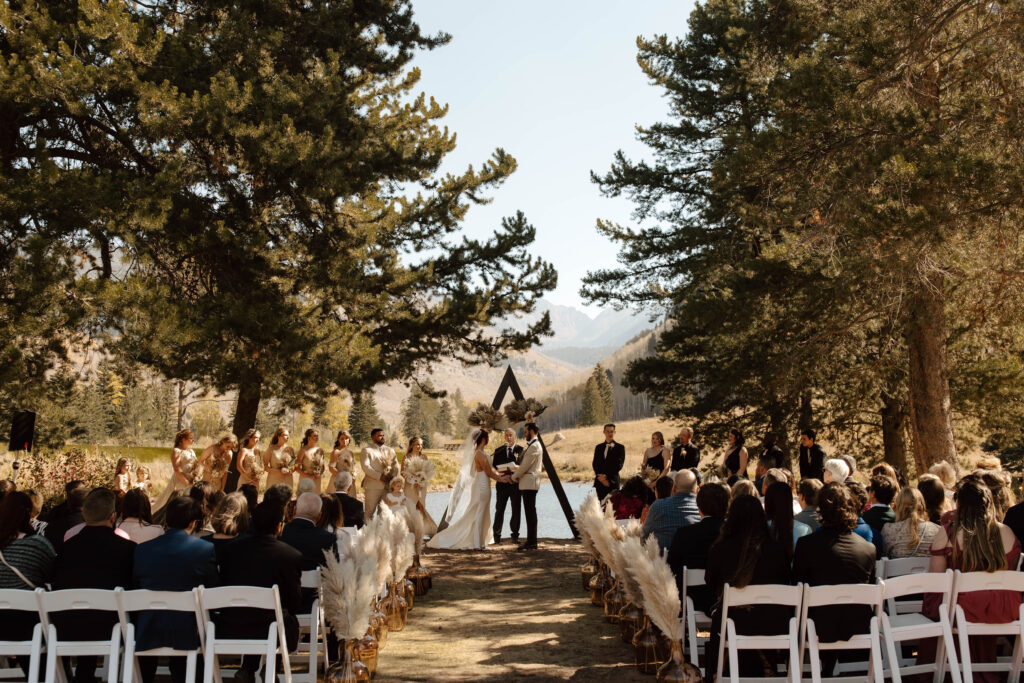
[640, 466, 661, 485]
[467, 403, 505, 431]
[401, 456, 434, 489]
[321, 525, 382, 640]
[380, 504, 415, 583]
[625, 537, 685, 643]
[503, 398, 547, 424]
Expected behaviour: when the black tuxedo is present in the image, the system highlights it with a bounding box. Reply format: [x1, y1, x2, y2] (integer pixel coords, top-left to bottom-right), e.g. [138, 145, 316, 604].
[592, 440, 626, 500]
[492, 443, 524, 541]
[798, 443, 826, 481]
[53, 525, 136, 683]
[333, 491, 365, 529]
[217, 533, 302, 676]
[671, 443, 700, 472]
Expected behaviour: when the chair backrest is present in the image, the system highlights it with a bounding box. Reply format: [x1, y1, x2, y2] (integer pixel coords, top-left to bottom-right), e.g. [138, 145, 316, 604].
[883, 557, 930, 579]
[876, 559, 886, 580]
[953, 570, 1024, 604]
[38, 588, 121, 636]
[300, 570, 320, 590]
[684, 567, 706, 588]
[0, 587, 43, 612]
[723, 583, 803, 611]
[116, 588, 201, 614]
[881, 570, 953, 600]
[198, 585, 278, 612]
[803, 582, 883, 609]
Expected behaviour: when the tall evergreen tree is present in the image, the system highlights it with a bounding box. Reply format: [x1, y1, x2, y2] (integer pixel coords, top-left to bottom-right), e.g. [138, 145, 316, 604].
[594, 364, 614, 423]
[349, 392, 383, 446]
[577, 376, 603, 427]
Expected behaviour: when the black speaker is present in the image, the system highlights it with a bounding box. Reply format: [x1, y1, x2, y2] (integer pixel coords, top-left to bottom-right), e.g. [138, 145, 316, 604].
[9, 411, 36, 452]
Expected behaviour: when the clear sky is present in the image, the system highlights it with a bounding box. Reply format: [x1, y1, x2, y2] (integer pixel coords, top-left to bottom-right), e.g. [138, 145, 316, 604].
[410, 1, 695, 315]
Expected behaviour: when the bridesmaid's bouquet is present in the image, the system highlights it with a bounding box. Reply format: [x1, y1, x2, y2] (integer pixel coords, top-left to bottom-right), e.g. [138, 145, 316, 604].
[640, 465, 661, 486]
[402, 457, 435, 489]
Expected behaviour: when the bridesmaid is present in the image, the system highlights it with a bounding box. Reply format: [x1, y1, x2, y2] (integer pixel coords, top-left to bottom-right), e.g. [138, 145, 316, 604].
[197, 434, 237, 491]
[722, 429, 749, 479]
[326, 430, 355, 494]
[401, 436, 438, 536]
[236, 429, 264, 489]
[641, 431, 672, 482]
[296, 428, 326, 494]
[264, 426, 296, 490]
[153, 429, 198, 512]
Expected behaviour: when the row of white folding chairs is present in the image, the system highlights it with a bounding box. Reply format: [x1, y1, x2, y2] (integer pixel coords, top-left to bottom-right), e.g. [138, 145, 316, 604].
[0, 580, 312, 683]
[709, 569, 1024, 683]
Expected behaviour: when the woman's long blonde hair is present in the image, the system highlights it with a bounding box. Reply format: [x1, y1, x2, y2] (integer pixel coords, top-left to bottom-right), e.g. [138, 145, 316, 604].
[951, 480, 1007, 573]
[893, 487, 927, 549]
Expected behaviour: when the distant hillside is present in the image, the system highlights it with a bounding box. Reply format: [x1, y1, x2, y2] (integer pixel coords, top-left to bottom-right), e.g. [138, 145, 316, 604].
[505, 299, 654, 350]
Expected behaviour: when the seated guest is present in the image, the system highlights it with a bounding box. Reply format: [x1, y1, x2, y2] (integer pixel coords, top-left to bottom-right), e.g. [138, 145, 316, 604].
[318, 494, 341, 533]
[917, 474, 949, 524]
[793, 483, 876, 677]
[332, 472, 364, 530]
[845, 480, 874, 544]
[188, 482, 219, 537]
[608, 476, 648, 520]
[978, 468, 1014, 522]
[667, 482, 730, 614]
[653, 476, 674, 500]
[882, 487, 939, 558]
[118, 489, 164, 544]
[837, 454, 859, 482]
[921, 479, 1021, 679]
[206, 492, 250, 563]
[280, 493, 337, 570]
[765, 481, 812, 556]
[730, 478, 758, 502]
[52, 488, 136, 683]
[642, 470, 700, 551]
[705, 495, 792, 678]
[928, 461, 956, 501]
[0, 491, 56, 675]
[863, 475, 898, 554]
[871, 463, 903, 489]
[27, 490, 47, 536]
[795, 479, 823, 528]
[133, 497, 218, 683]
[44, 483, 87, 552]
[762, 468, 801, 514]
[822, 458, 850, 484]
[217, 501, 301, 683]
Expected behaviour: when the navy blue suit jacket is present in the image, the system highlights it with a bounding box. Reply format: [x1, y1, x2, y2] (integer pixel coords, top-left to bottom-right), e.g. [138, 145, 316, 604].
[279, 518, 337, 570]
[132, 528, 219, 651]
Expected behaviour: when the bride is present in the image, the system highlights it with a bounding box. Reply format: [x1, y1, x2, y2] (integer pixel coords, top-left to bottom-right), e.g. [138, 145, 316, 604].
[427, 429, 511, 550]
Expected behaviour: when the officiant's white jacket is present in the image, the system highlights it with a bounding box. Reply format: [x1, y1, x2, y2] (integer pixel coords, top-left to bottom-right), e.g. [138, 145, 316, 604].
[512, 439, 543, 491]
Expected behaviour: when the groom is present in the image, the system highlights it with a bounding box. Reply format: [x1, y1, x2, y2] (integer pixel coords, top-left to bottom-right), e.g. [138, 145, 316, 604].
[511, 422, 542, 552]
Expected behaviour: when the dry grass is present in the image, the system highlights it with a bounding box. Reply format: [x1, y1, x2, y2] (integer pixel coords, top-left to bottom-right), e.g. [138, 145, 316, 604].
[544, 417, 682, 483]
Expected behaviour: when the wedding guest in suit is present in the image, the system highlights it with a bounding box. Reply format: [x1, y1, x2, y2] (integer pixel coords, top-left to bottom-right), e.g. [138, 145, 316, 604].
[667, 482, 730, 612]
[53, 488, 136, 683]
[332, 472, 365, 529]
[798, 429, 826, 482]
[118, 488, 164, 545]
[492, 428, 524, 543]
[838, 453, 859, 484]
[44, 483, 87, 552]
[670, 427, 700, 472]
[511, 422, 543, 551]
[280, 493, 336, 612]
[360, 428, 397, 518]
[133, 496, 218, 683]
[759, 432, 788, 470]
[593, 423, 626, 501]
[705, 495, 792, 678]
[795, 479, 823, 528]
[217, 501, 301, 683]
[793, 482, 876, 677]
[642, 470, 700, 551]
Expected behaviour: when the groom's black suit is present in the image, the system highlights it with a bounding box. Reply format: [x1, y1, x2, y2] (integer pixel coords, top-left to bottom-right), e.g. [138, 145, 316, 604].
[492, 443, 524, 542]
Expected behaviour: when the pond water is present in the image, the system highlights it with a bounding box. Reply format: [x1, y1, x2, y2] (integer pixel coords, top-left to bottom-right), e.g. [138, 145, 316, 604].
[423, 481, 594, 540]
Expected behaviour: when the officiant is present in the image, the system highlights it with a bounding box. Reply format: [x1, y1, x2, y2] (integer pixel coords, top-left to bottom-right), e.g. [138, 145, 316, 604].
[492, 428, 523, 544]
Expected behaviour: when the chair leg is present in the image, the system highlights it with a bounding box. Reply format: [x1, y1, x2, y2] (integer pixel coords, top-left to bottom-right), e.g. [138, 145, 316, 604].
[726, 621, 739, 683]
[121, 624, 135, 683]
[264, 624, 277, 683]
[869, 618, 884, 683]
[29, 624, 43, 683]
[880, 616, 902, 683]
[939, 611, 961, 683]
[106, 625, 121, 683]
[807, 621, 823, 683]
[185, 652, 197, 683]
[955, 608, 973, 683]
[1008, 629, 1023, 683]
[687, 604, 699, 671]
[202, 624, 215, 683]
[788, 619, 801, 683]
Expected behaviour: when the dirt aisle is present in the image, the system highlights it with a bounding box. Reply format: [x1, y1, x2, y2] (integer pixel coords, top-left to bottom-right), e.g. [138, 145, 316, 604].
[375, 539, 649, 682]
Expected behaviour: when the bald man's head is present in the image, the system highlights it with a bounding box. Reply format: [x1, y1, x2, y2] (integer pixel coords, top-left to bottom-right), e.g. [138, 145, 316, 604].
[674, 469, 698, 494]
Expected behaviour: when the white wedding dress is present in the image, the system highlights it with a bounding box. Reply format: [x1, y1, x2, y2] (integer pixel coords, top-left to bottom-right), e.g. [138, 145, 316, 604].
[427, 432, 494, 550]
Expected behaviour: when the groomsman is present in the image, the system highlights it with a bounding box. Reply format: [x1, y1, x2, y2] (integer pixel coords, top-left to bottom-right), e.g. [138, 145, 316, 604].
[492, 428, 524, 544]
[592, 423, 626, 501]
[671, 427, 700, 472]
[798, 428, 826, 482]
[511, 422, 543, 551]
[360, 428, 397, 518]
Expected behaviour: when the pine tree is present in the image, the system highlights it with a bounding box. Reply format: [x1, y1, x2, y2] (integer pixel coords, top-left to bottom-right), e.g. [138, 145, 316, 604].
[594, 364, 614, 423]
[577, 377, 603, 427]
[437, 399, 453, 436]
[349, 393, 383, 446]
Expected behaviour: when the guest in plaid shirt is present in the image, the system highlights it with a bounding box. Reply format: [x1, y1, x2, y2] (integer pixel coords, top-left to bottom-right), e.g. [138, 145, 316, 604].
[642, 470, 701, 551]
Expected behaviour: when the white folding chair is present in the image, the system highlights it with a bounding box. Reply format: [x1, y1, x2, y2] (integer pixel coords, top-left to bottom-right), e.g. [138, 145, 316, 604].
[950, 570, 1024, 683]
[198, 586, 292, 683]
[875, 560, 886, 581]
[881, 557, 931, 616]
[37, 589, 121, 683]
[716, 583, 803, 683]
[879, 570, 960, 683]
[800, 583, 884, 682]
[291, 571, 328, 683]
[683, 567, 712, 670]
[115, 588, 205, 683]
[0, 589, 44, 683]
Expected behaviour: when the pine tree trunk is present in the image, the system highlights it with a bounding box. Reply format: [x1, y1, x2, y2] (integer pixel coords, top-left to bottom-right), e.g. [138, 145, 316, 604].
[879, 393, 908, 480]
[225, 376, 262, 492]
[905, 282, 958, 471]
[797, 391, 813, 433]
